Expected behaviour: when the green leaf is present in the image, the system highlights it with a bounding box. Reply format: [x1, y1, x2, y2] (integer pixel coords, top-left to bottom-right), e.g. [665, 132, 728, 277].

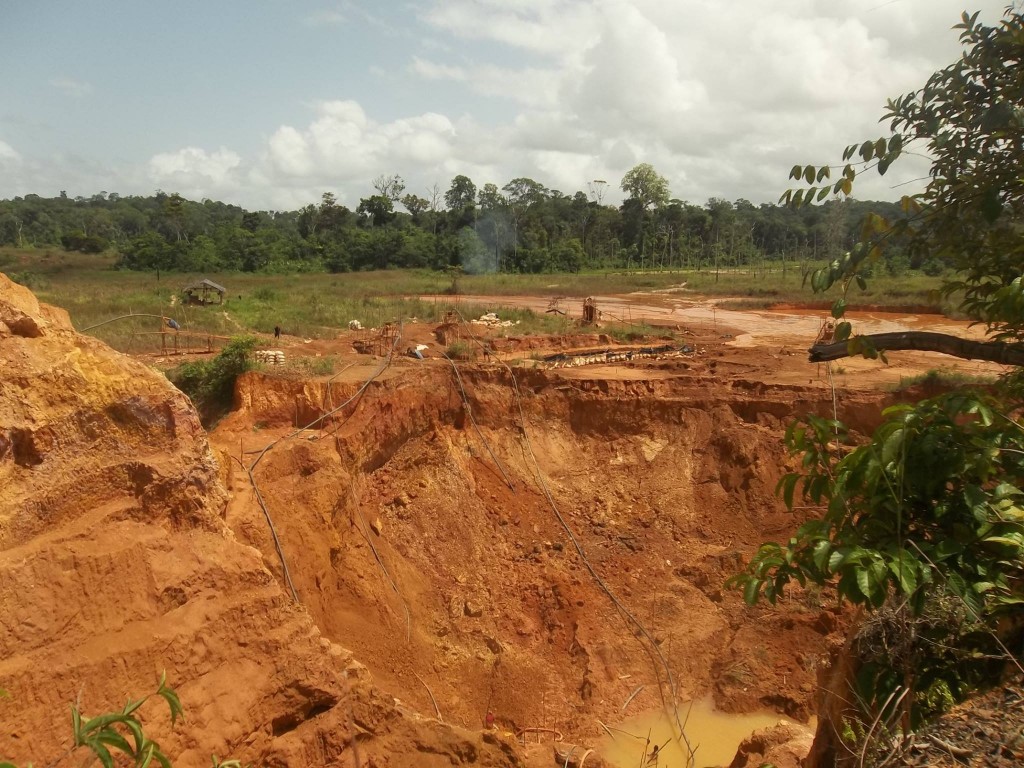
[85, 739, 115, 768]
[790, 165, 803, 180]
[881, 428, 904, 465]
[856, 567, 874, 601]
[777, 473, 799, 510]
[72, 706, 83, 745]
[743, 578, 762, 605]
[859, 140, 874, 161]
[855, 275, 867, 291]
[887, 551, 919, 595]
[830, 298, 847, 319]
[980, 187, 1002, 222]
[812, 540, 831, 571]
[874, 138, 887, 159]
[82, 714, 125, 735]
[982, 535, 1024, 553]
[887, 134, 903, 153]
[123, 716, 146, 754]
[95, 730, 133, 756]
[122, 697, 146, 717]
[834, 322, 852, 342]
[828, 549, 846, 571]
[804, 165, 816, 184]
[158, 685, 183, 726]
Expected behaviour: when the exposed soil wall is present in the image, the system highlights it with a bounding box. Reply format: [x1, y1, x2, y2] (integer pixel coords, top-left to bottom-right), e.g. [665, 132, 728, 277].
[0, 275, 522, 768]
[217, 360, 893, 750]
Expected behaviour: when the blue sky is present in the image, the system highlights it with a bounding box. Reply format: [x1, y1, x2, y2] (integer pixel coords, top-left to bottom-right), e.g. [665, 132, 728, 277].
[0, 0, 1013, 211]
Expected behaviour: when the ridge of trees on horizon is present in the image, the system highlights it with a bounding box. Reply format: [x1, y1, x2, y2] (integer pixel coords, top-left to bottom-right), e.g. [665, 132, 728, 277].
[0, 166, 937, 276]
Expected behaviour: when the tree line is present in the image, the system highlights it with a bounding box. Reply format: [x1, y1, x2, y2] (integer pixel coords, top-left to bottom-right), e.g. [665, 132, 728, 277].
[0, 166, 935, 275]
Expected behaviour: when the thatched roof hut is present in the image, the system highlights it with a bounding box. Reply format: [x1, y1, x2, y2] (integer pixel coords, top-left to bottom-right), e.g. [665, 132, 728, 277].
[183, 278, 226, 305]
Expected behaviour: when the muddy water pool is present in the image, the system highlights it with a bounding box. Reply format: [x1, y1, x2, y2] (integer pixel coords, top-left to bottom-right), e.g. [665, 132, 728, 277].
[599, 698, 787, 767]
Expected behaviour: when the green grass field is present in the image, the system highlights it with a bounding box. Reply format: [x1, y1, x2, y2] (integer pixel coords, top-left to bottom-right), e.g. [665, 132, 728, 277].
[1, 247, 951, 352]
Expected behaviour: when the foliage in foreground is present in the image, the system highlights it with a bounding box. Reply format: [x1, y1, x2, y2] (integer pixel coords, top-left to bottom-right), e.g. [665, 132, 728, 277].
[2, 675, 171, 768]
[167, 336, 256, 423]
[730, 6, 1024, 749]
[0, 676, 248, 768]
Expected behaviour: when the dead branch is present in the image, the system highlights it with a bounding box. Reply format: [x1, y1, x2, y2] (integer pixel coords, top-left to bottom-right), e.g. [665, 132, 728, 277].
[809, 331, 1024, 366]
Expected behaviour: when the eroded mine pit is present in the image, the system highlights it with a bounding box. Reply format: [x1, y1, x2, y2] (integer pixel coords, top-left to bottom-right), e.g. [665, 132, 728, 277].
[212, 354, 897, 766]
[5, 272, 959, 768]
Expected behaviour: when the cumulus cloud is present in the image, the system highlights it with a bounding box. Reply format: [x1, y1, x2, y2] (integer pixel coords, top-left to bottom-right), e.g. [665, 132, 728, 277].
[258, 100, 461, 204]
[405, 0, 1009, 204]
[2, 0, 1009, 210]
[148, 147, 242, 198]
[50, 76, 93, 98]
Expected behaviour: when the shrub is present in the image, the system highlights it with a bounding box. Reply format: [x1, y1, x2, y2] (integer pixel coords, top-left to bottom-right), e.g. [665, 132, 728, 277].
[168, 336, 256, 424]
[446, 341, 475, 360]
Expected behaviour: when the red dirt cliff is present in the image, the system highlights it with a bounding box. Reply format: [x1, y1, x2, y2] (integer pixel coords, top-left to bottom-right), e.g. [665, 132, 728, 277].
[0, 273, 521, 768]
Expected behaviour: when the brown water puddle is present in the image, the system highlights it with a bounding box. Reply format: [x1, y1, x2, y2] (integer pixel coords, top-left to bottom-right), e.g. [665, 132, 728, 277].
[598, 698, 786, 768]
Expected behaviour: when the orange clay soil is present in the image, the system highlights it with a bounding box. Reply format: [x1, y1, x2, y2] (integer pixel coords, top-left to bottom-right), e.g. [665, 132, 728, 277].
[1, 278, 1003, 768]
[0, 274, 521, 768]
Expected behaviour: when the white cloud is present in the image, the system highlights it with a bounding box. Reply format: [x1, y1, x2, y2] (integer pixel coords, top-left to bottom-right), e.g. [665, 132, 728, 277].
[410, 57, 468, 83]
[0, 139, 21, 164]
[260, 100, 459, 203]
[50, 76, 93, 98]
[1, 0, 1011, 211]
[148, 147, 242, 198]
[404, 0, 1010, 204]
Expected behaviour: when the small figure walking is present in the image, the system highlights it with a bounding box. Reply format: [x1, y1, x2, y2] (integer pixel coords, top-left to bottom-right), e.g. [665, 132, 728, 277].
[484, 711, 495, 730]
[274, 325, 281, 339]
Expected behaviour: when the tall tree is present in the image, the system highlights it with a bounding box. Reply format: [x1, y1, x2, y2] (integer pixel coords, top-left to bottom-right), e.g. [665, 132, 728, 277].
[620, 163, 669, 211]
[444, 174, 477, 231]
[373, 174, 406, 202]
[733, 9, 1024, 763]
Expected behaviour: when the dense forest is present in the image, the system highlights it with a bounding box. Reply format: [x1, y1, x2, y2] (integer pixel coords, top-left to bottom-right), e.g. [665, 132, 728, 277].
[0, 164, 935, 276]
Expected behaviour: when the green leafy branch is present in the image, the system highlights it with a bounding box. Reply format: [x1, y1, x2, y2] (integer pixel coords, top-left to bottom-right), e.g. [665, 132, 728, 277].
[729, 391, 1024, 616]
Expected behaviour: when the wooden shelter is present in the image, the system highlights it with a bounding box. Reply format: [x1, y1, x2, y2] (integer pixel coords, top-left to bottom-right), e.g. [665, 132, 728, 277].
[183, 278, 226, 305]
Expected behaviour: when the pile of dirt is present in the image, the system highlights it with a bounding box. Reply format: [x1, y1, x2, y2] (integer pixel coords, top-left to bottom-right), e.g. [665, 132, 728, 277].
[0, 274, 521, 768]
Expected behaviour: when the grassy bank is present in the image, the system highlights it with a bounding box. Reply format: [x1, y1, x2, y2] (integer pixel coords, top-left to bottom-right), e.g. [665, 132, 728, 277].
[1, 248, 952, 352]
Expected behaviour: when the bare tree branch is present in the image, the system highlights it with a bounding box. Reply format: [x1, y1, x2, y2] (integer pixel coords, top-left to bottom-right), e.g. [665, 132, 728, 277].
[809, 331, 1024, 367]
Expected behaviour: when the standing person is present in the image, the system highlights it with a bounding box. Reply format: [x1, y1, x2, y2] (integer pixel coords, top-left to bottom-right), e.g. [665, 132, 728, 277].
[274, 325, 281, 339]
